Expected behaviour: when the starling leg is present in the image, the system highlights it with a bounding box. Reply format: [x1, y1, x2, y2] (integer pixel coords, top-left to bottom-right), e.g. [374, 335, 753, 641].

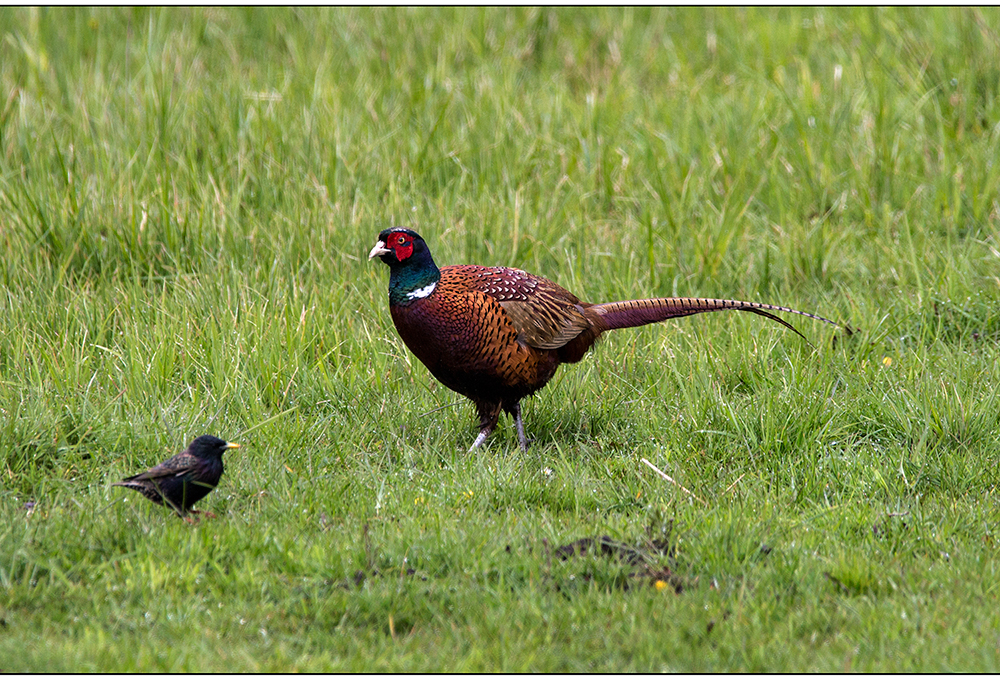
[184, 509, 214, 523]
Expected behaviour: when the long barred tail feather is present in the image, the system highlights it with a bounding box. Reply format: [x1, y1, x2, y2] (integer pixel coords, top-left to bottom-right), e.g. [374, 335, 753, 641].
[590, 297, 841, 341]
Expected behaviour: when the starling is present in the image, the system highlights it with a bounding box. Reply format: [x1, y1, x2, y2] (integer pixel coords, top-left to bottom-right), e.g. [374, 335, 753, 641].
[113, 434, 239, 518]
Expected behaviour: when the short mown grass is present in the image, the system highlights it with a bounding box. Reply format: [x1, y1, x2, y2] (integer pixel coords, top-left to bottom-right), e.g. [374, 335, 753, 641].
[1, 7, 999, 671]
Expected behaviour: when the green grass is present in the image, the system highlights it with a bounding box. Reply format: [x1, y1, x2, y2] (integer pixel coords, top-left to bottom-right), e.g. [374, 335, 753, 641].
[2, 6, 1000, 671]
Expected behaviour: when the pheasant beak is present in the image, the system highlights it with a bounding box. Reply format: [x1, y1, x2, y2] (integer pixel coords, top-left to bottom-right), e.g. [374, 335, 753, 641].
[368, 240, 391, 260]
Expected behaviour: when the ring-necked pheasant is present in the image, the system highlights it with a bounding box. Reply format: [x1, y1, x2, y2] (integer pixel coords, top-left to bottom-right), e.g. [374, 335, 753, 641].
[113, 435, 240, 518]
[369, 227, 841, 452]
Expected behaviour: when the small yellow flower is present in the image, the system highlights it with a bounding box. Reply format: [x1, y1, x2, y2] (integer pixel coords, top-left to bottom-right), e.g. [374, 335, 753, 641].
[654, 580, 668, 592]
[882, 356, 892, 367]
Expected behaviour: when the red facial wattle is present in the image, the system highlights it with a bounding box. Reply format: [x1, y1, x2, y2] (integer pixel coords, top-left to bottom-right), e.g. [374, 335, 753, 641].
[391, 234, 413, 261]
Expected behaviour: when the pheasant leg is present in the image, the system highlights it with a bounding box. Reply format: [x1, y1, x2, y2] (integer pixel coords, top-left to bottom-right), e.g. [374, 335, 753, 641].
[512, 402, 529, 452]
[470, 401, 502, 452]
[469, 428, 491, 452]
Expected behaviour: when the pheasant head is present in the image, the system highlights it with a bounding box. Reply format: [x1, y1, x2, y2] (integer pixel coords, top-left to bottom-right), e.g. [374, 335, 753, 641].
[369, 227, 441, 306]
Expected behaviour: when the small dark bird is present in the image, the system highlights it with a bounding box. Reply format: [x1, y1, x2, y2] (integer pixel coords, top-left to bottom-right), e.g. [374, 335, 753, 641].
[370, 227, 842, 452]
[113, 435, 239, 517]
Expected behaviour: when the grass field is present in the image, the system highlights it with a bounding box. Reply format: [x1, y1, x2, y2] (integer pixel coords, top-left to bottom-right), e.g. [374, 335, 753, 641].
[1, 7, 1000, 671]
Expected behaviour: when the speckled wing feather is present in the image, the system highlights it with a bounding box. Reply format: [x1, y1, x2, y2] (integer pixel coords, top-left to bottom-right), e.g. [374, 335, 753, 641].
[443, 265, 591, 349]
[122, 452, 199, 482]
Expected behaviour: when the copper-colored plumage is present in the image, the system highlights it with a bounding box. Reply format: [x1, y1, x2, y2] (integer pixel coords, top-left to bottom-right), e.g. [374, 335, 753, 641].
[370, 228, 842, 451]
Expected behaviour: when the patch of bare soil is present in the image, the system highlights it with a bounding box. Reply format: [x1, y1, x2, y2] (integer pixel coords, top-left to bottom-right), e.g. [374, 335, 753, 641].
[550, 533, 684, 593]
[339, 521, 685, 593]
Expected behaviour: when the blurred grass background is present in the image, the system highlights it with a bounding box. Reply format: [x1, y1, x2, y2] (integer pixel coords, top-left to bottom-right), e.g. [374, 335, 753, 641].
[0, 7, 998, 671]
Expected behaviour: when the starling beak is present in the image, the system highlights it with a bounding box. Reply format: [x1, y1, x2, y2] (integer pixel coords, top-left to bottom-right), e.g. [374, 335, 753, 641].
[113, 434, 239, 518]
